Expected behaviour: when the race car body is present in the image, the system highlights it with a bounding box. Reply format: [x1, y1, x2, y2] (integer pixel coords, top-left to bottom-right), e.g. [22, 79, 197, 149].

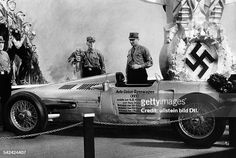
[7, 72, 229, 147]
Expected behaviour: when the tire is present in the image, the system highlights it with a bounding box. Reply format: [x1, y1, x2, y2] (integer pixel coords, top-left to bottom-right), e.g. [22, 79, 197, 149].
[172, 93, 226, 147]
[5, 91, 48, 136]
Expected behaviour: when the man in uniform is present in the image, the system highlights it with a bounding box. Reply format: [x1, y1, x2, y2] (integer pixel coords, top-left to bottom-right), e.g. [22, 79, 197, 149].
[0, 36, 11, 129]
[68, 36, 106, 78]
[126, 32, 153, 84]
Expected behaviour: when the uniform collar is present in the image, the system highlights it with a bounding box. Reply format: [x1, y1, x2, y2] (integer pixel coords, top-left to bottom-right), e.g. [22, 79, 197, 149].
[133, 44, 139, 49]
[88, 48, 94, 53]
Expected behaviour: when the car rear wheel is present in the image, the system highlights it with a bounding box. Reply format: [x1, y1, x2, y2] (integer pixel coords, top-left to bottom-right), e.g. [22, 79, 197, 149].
[5, 91, 48, 136]
[173, 93, 226, 147]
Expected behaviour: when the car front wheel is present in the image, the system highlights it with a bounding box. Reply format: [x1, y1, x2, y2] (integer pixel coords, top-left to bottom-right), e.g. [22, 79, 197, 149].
[5, 91, 48, 136]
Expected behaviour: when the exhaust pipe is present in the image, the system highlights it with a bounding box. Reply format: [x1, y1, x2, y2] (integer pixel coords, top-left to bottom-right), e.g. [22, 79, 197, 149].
[48, 113, 60, 121]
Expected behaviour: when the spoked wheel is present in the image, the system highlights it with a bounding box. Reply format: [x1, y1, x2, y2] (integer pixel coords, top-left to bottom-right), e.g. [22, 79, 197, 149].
[10, 100, 39, 132]
[173, 93, 226, 147]
[5, 92, 48, 136]
[179, 103, 216, 139]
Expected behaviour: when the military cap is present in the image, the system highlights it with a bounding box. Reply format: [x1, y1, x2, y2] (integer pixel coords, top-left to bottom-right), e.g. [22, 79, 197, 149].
[87, 36, 96, 43]
[129, 32, 139, 39]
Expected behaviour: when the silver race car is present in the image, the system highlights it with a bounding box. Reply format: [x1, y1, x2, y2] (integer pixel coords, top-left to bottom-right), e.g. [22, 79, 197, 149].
[6, 72, 230, 147]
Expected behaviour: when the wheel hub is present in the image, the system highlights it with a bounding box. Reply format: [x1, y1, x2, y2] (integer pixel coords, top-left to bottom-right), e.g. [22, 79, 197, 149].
[191, 117, 200, 126]
[191, 115, 205, 127]
[18, 110, 32, 120]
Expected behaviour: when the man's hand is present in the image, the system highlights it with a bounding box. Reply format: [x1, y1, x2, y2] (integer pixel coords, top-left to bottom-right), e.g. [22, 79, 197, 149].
[132, 64, 142, 69]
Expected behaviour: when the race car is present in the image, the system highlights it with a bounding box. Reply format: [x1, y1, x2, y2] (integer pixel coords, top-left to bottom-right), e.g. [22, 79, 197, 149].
[5, 72, 230, 147]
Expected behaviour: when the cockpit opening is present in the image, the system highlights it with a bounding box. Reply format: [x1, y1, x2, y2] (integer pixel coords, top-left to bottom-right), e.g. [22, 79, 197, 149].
[115, 72, 155, 87]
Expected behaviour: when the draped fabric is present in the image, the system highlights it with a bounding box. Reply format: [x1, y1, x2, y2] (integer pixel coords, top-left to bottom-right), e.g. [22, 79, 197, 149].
[172, 0, 225, 22]
[173, 0, 196, 18]
[203, 0, 225, 18]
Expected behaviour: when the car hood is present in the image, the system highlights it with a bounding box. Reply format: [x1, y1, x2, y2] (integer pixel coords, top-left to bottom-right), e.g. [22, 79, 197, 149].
[12, 73, 116, 101]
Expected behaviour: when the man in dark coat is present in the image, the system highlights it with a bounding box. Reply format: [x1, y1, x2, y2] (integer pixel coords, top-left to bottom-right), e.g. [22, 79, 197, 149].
[68, 36, 106, 78]
[126, 32, 153, 84]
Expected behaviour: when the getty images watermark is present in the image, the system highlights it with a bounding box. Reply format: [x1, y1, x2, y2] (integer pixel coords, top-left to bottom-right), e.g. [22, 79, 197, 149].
[141, 98, 187, 107]
[140, 98, 199, 114]
[2, 150, 26, 155]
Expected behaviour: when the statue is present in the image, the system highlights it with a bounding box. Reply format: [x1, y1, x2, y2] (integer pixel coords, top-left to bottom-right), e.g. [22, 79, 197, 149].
[142, 0, 236, 81]
[68, 49, 83, 79]
[0, 0, 47, 84]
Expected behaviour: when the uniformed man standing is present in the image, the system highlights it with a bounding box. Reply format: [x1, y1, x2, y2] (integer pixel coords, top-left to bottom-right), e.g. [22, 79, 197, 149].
[126, 32, 153, 84]
[68, 36, 106, 78]
[0, 36, 11, 128]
